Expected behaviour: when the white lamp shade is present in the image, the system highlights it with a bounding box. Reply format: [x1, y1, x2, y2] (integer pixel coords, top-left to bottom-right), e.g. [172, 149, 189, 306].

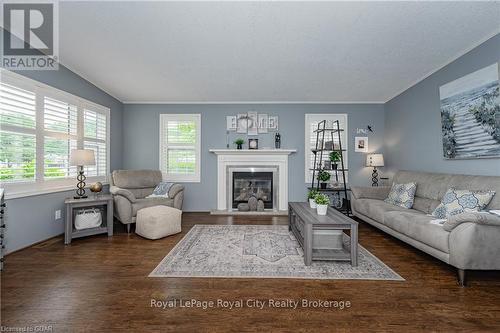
[70, 149, 95, 166]
[366, 154, 384, 167]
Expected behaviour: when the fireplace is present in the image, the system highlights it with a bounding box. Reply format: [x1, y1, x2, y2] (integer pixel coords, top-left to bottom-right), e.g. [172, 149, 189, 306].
[210, 149, 296, 212]
[232, 172, 273, 209]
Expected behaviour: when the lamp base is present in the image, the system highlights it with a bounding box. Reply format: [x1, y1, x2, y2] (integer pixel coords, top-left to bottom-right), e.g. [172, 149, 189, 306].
[75, 167, 87, 199]
[371, 167, 379, 187]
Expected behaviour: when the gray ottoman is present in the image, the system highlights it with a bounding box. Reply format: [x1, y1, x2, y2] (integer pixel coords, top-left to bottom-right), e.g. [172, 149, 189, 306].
[136, 205, 182, 240]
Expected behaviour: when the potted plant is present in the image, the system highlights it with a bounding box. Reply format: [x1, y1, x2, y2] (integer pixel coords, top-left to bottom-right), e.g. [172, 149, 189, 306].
[234, 138, 245, 150]
[329, 151, 341, 170]
[314, 193, 330, 215]
[307, 189, 319, 208]
[317, 170, 331, 189]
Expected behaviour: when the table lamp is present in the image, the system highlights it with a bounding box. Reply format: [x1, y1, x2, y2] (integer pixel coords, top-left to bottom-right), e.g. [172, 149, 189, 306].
[366, 154, 384, 187]
[70, 149, 96, 199]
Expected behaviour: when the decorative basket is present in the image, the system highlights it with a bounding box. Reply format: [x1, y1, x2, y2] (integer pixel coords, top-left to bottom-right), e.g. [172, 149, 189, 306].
[75, 208, 102, 230]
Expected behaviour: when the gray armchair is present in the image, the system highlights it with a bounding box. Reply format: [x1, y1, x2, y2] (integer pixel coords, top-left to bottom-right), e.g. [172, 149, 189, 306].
[109, 170, 184, 232]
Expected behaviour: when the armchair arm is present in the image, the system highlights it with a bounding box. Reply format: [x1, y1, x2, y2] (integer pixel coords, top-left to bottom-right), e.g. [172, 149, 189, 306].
[351, 186, 391, 200]
[109, 186, 137, 203]
[168, 184, 184, 198]
[443, 212, 500, 232]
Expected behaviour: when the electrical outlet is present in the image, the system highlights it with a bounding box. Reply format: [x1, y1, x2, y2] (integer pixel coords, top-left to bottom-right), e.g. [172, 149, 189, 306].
[55, 210, 61, 220]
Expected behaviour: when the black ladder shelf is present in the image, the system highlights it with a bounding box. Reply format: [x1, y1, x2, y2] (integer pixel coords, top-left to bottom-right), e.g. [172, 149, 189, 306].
[309, 120, 351, 216]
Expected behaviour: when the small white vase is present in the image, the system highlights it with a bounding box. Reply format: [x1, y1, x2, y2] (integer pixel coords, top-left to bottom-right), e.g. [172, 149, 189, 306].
[309, 198, 317, 209]
[316, 204, 328, 215]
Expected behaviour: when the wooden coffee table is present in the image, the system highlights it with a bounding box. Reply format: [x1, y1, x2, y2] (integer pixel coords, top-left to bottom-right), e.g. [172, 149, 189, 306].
[288, 202, 358, 266]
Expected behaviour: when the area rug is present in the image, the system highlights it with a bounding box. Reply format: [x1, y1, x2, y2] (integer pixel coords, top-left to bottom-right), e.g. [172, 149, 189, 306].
[149, 225, 404, 280]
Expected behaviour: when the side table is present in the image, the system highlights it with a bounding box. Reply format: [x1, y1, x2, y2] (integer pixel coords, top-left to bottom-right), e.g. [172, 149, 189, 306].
[64, 194, 113, 244]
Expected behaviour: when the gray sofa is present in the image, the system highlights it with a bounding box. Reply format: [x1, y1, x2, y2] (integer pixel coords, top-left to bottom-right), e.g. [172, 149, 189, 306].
[109, 170, 184, 232]
[351, 170, 500, 286]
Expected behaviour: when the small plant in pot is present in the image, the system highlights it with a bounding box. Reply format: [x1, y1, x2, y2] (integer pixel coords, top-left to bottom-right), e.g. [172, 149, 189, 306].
[314, 193, 330, 215]
[317, 170, 331, 189]
[329, 151, 341, 170]
[307, 189, 319, 209]
[234, 138, 245, 150]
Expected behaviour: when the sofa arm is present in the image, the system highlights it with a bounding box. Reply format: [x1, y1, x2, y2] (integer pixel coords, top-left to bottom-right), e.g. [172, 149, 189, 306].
[351, 186, 391, 200]
[449, 222, 500, 270]
[168, 184, 184, 199]
[443, 212, 500, 232]
[110, 186, 137, 203]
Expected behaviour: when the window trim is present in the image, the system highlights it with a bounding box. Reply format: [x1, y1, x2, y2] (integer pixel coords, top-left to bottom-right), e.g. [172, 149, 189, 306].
[304, 113, 348, 184]
[0, 69, 111, 199]
[159, 113, 201, 183]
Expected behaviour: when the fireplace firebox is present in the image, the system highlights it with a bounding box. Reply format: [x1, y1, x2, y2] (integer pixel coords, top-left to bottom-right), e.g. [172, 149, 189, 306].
[232, 172, 273, 209]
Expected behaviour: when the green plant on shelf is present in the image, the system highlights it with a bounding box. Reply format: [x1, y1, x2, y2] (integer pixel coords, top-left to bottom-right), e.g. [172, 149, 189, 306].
[329, 151, 341, 162]
[314, 193, 330, 205]
[317, 170, 331, 182]
[307, 189, 319, 200]
[329, 151, 341, 170]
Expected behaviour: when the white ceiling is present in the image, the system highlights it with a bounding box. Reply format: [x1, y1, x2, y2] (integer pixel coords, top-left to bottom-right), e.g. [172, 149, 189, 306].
[58, 1, 500, 103]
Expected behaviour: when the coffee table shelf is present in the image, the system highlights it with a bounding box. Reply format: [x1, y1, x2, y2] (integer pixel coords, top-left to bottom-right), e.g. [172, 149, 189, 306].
[288, 202, 358, 266]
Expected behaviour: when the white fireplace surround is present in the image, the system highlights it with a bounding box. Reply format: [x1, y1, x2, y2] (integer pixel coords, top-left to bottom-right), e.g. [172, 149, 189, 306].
[209, 149, 297, 211]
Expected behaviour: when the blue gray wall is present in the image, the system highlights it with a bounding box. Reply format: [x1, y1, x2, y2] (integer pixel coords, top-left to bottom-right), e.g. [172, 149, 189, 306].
[4, 66, 123, 253]
[384, 34, 500, 177]
[122, 104, 385, 211]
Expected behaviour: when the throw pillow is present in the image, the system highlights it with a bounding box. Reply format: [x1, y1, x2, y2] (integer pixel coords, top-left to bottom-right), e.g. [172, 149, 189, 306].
[384, 182, 417, 209]
[432, 188, 496, 219]
[147, 181, 174, 198]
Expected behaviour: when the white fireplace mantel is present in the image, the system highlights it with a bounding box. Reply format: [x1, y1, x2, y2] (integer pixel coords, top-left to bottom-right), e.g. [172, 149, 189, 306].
[209, 149, 296, 155]
[209, 148, 297, 211]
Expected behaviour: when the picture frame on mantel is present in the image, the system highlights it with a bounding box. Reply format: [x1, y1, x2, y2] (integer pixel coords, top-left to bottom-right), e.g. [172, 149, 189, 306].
[236, 114, 248, 133]
[247, 111, 258, 135]
[268, 116, 279, 131]
[226, 116, 237, 131]
[258, 114, 268, 133]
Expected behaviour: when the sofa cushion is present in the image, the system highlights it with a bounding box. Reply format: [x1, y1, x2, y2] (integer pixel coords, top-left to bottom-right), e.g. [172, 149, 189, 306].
[384, 182, 417, 208]
[412, 197, 441, 215]
[112, 170, 163, 189]
[383, 210, 420, 235]
[393, 170, 451, 202]
[353, 198, 410, 223]
[384, 211, 450, 253]
[432, 188, 496, 219]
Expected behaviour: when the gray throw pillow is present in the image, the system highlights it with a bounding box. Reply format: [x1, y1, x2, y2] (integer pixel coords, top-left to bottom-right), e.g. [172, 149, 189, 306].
[148, 181, 174, 198]
[384, 182, 417, 209]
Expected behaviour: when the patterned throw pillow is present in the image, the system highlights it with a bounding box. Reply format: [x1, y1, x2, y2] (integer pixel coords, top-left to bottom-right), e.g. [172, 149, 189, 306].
[147, 181, 174, 198]
[384, 182, 417, 209]
[432, 188, 496, 219]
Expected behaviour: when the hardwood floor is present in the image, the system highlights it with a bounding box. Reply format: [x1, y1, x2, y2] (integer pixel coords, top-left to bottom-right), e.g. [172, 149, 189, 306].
[2, 213, 500, 332]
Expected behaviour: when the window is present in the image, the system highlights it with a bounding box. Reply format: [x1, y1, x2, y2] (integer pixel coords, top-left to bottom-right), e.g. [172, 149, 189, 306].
[0, 70, 110, 197]
[159, 114, 201, 182]
[304, 114, 348, 184]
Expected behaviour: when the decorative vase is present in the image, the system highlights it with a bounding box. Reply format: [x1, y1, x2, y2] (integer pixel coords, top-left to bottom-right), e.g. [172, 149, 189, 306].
[320, 182, 327, 189]
[309, 198, 317, 209]
[316, 204, 328, 215]
[236, 144, 243, 150]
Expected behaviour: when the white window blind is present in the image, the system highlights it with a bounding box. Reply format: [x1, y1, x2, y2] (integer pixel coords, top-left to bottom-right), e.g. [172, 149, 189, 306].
[43, 96, 78, 179]
[304, 114, 348, 184]
[0, 82, 37, 182]
[159, 114, 201, 182]
[84, 109, 108, 177]
[0, 70, 110, 196]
